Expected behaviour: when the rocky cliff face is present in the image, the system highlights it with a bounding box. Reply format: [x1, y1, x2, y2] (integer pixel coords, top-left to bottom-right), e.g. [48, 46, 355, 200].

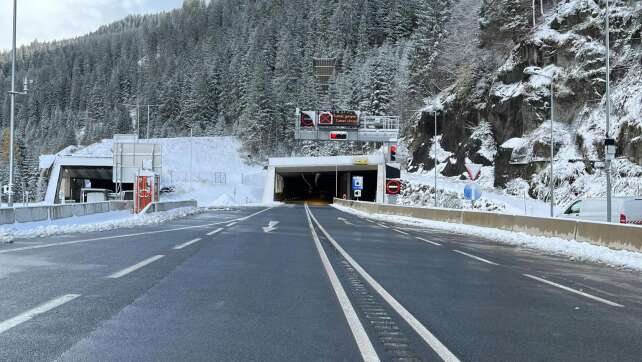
[407, 0, 642, 206]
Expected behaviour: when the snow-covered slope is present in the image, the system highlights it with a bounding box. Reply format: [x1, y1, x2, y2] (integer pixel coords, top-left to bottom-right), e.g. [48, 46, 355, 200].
[62, 136, 266, 206]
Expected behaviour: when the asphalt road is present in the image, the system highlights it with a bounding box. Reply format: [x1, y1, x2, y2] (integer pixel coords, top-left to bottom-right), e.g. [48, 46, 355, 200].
[0, 204, 641, 361]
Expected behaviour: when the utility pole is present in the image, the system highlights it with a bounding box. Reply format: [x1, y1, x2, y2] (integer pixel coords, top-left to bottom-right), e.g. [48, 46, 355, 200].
[605, 0, 613, 222]
[549, 80, 555, 217]
[7, 0, 30, 207]
[145, 104, 162, 139]
[123, 103, 161, 139]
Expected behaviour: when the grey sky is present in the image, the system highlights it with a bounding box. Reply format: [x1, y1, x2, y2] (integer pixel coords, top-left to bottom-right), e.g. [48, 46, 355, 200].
[1, 0, 185, 51]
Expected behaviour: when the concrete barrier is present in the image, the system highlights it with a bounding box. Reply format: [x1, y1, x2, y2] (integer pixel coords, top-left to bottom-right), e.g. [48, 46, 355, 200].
[334, 199, 642, 252]
[576, 221, 642, 252]
[0, 208, 16, 225]
[85, 202, 110, 214]
[146, 200, 198, 213]
[109, 201, 134, 211]
[14, 207, 49, 223]
[50, 205, 75, 220]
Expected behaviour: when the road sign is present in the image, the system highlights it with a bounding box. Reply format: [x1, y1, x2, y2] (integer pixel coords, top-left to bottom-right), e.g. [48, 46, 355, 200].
[354, 189, 362, 198]
[318, 112, 333, 126]
[300, 111, 315, 127]
[465, 163, 483, 181]
[352, 176, 364, 191]
[386, 179, 401, 195]
[464, 183, 482, 201]
[333, 111, 360, 128]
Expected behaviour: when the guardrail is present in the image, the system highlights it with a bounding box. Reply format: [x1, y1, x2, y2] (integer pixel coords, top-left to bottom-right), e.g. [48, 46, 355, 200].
[0, 201, 124, 225]
[334, 199, 642, 252]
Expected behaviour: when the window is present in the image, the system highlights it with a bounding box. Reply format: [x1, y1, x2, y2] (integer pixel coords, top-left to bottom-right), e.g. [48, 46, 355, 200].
[565, 201, 581, 215]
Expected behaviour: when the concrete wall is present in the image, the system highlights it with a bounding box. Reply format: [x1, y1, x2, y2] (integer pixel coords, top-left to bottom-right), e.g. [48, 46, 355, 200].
[0, 201, 128, 225]
[334, 199, 642, 252]
[14, 207, 49, 223]
[146, 200, 198, 213]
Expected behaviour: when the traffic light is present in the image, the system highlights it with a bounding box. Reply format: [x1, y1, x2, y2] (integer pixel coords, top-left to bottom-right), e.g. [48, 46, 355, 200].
[330, 132, 347, 140]
[390, 145, 397, 162]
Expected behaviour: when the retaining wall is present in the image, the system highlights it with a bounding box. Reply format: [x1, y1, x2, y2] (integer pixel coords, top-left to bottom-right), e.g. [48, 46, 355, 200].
[334, 199, 642, 252]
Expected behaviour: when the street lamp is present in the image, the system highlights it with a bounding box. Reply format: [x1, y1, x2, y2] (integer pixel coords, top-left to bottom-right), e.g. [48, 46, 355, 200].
[524, 66, 556, 217]
[7, 0, 32, 207]
[604, 0, 614, 222]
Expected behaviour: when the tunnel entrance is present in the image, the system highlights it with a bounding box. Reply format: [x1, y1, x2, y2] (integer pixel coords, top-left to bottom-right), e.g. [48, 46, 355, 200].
[276, 170, 377, 203]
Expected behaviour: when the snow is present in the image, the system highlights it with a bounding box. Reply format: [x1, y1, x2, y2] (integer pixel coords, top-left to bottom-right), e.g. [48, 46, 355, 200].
[501, 137, 528, 149]
[491, 82, 524, 102]
[0, 207, 204, 244]
[45, 136, 267, 207]
[402, 170, 553, 216]
[334, 204, 642, 272]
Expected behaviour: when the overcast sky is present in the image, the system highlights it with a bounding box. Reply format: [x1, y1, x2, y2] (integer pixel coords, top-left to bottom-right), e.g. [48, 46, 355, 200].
[1, 0, 184, 51]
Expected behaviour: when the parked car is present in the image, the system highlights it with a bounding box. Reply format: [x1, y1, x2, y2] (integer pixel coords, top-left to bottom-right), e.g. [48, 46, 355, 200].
[559, 197, 642, 224]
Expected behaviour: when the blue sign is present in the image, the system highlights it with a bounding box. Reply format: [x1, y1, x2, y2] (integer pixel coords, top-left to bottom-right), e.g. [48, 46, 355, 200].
[464, 184, 482, 201]
[352, 176, 364, 191]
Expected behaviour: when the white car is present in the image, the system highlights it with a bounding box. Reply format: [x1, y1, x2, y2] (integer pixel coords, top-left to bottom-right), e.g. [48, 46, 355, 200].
[559, 197, 642, 224]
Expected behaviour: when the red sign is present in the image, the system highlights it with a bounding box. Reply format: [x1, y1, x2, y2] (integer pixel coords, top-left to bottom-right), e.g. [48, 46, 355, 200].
[300, 112, 315, 127]
[318, 112, 333, 126]
[386, 179, 401, 195]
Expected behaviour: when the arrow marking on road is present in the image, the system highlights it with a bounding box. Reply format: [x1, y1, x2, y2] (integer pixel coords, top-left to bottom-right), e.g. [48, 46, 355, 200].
[337, 217, 353, 225]
[262, 221, 280, 233]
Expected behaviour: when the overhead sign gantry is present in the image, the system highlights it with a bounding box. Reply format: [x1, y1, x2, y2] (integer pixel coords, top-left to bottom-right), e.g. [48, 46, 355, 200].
[294, 109, 400, 143]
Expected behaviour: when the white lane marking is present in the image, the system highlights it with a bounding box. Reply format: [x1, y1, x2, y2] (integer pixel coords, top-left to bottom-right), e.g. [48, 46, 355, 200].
[453, 250, 499, 266]
[262, 221, 280, 233]
[173, 238, 202, 250]
[0, 294, 81, 334]
[393, 228, 409, 235]
[523, 274, 624, 308]
[0, 207, 274, 255]
[308, 208, 459, 362]
[206, 228, 224, 236]
[416, 237, 442, 246]
[375, 223, 389, 228]
[107, 255, 164, 279]
[304, 204, 379, 362]
[227, 222, 237, 227]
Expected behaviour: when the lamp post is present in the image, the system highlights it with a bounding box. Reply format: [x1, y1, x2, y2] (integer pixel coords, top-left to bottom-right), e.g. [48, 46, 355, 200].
[7, 0, 31, 207]
[434, 111, 438, 207]
[604, 0, 613, 222]
[524, 67, 556, 217]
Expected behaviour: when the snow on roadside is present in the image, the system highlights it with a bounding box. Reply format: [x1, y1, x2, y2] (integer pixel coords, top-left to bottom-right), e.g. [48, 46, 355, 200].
[0, 207, 204, 244]
[334, 204, 642, 272]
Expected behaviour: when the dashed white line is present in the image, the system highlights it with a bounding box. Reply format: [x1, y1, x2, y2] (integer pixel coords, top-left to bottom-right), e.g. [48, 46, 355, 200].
[453, 250, 499, 266]
[0, 294, 81, 334]
[173, 238, 202, 250]
[206, 228, 224, 236]
[308, 207, 460, 362]
[393, 228, 409, 235]
[304, 205, 379, 362]
[416, 237, 442, 246]
[107, 255, 164, 279]
[523, 274, 624, 308]
[375, 223, 389, 228]
[0, 207, 275, 255]
[226, 222, 237, 227]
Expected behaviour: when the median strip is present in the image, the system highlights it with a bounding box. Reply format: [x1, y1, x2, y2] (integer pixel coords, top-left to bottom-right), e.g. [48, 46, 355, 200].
[304, 204, 379, 362]
[0, 294, 81, 334]
[108, 255, 164, 279]
[307, 206, 460, 362]
[523, 274, 624, 308]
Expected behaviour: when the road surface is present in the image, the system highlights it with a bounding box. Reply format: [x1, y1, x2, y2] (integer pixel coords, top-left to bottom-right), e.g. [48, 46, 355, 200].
[0, 204, 641, 361]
